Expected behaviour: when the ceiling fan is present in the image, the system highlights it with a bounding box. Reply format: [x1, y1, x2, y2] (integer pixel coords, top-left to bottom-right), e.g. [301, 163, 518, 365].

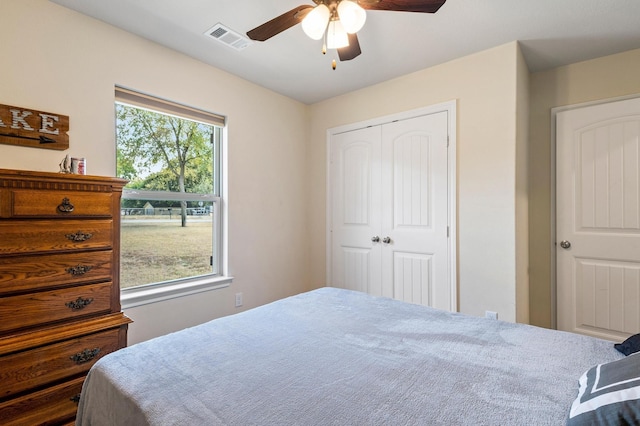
[247, 0, 447, 69]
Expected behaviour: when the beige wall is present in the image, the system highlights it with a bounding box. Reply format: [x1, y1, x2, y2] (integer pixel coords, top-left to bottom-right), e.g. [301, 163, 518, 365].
[529, 48, 640, 328]
[515, 45, 530, 323]
[1, 0, 312, 344]
[310, 42, 527, 322]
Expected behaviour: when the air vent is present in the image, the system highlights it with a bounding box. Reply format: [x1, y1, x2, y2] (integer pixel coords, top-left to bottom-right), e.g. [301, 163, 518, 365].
[205, 23, 253, 51]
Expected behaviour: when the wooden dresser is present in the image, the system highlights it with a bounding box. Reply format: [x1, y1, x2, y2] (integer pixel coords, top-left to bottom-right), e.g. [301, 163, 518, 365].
[0, 169, 131, 425]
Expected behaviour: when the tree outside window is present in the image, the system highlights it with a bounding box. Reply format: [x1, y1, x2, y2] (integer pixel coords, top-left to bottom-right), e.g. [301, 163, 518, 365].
[116, 102, 221, 289]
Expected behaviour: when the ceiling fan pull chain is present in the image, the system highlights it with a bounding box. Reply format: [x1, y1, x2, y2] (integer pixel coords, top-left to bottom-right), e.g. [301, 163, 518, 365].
[322, 27, 328, 55]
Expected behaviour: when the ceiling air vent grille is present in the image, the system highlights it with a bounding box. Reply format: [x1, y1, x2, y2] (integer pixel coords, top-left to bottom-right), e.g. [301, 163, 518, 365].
[205, 23, 253, 51]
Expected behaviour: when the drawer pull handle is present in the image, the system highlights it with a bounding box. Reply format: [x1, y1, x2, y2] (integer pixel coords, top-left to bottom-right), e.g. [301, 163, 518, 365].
[65, 296, 94, 311]
[70, 394, 81, 404]
[65, 231, 94, 242]
[57, 197, 75, 213]
[70, 347, 101, 364]
[66, 264, 93, 276]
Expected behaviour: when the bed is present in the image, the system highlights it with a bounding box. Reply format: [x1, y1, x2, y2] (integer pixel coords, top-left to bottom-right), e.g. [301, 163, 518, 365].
[76, 287, 639, 425]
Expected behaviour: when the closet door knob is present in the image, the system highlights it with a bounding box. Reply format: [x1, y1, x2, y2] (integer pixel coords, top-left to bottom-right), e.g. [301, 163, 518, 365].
[371, 236, 380, 243]
[382, 237, 391, 244]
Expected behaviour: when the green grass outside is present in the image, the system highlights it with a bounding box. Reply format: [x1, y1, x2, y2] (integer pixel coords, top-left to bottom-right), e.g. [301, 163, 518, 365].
[120, 219, 213, 288]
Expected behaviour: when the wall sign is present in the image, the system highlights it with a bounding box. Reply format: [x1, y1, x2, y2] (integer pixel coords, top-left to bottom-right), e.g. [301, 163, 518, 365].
[0, 103, 69, 150]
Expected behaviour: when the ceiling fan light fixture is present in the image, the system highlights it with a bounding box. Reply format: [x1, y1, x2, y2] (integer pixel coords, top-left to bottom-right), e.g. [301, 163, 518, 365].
[327, 19, 349, 49]
[301, 4, 330, 40]
[337, 0, 366, 34]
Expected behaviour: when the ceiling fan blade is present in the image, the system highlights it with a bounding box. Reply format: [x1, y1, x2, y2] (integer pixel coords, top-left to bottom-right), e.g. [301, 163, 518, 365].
[358, 0, 446, 13]
[247, 5, 314, 41]
[338, 33, 362, 61]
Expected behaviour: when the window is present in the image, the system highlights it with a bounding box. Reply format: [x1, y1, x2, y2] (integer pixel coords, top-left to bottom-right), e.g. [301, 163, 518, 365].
[115, 87, 229, 308]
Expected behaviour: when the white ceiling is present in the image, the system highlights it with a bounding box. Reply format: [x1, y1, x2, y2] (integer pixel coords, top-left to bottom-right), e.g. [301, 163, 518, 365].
[50, 0, 640, 105]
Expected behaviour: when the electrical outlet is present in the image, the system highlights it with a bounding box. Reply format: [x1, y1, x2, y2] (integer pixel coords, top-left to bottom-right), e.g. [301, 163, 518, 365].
[485, 310, 498, 320]
[235, 292, 243, 307]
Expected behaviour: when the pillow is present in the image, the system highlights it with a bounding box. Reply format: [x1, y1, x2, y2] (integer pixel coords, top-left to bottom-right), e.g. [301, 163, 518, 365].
[615, 334, 640, 356]
[568, 353, 640, 425]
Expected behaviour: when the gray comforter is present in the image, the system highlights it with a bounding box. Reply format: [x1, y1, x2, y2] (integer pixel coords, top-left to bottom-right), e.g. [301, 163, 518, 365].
[76, 288, 622, 425]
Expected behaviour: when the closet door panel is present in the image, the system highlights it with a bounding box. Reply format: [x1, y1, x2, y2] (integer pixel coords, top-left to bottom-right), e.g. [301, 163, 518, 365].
[382, 112, 450, 309]
[330, 126, 383, 297]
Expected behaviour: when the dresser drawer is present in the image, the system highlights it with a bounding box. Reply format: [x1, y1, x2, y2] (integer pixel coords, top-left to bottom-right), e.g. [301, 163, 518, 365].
[0, 375, 83, 426]
[0, 219, 113, 255]
[0, 282, 113, 333]
[10, 189, 113, 217]
[0, 328, 121, 399]
[0, 250, 113, 295]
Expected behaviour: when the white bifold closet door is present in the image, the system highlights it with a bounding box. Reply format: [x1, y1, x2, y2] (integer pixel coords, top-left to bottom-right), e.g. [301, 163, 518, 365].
[330, 112, 451, 311]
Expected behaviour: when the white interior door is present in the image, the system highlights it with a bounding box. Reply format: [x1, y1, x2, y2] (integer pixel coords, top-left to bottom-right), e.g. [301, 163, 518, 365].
[330, 111, 451, 310]
[330, 126, 383, 296]
[381, 112, 450, 309]
[557, 96, 640, 341]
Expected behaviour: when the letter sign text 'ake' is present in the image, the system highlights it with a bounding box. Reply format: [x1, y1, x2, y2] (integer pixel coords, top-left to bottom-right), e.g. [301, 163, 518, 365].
[0, 103, 69, 150]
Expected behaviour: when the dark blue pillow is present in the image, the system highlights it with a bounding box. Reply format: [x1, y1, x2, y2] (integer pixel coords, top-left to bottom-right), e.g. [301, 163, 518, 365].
[568, 354, 640, 425]
[615, 334, 640, 356]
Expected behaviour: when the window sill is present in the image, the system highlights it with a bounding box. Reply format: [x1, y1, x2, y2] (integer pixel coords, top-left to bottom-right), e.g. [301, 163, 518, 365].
[121, 275, 233, 309]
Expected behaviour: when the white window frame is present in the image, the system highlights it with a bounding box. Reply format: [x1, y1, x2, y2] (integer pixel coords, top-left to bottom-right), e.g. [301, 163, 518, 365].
[115, 88, 231, 309]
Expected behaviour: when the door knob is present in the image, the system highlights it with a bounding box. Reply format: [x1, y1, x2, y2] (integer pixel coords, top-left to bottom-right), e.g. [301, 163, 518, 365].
[560, 240, 571, 249]
[382, 237, 391, 244]
[371, 236, 380, 243]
